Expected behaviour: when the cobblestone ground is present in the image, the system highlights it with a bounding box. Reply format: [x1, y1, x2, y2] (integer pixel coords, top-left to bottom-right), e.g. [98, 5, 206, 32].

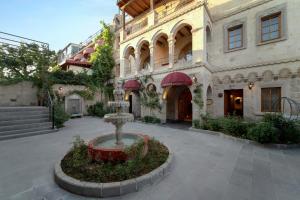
[1, 117, 300, 200]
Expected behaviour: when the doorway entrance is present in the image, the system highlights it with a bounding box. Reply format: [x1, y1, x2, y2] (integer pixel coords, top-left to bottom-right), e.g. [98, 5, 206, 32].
[166, 86, 192, 122]
[224, 89, 243, 117]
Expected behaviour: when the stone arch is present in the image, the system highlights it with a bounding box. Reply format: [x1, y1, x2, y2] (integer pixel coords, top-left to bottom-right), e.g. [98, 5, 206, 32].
[213, 76, 222, 84]
[170, 20, 195, 37]
[247, 72, 258, 82]
[262, 70, 273, 82]
[123, 44, 135, 58]
[234, 73, 244, 83]
[151, 30, 168, 44]
[279, 68, 292, 79]
[222, 75, 232, 84]
[136, 38, 150, 52]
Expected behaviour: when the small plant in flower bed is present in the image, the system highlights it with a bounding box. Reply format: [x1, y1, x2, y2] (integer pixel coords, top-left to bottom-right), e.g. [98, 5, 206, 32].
[142, 116, 161, 124]
[87, 102, 108, 118]
[61, 136, 169, 183]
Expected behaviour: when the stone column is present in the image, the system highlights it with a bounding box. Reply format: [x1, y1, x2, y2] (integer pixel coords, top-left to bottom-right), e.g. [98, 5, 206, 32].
[149, 43, 155, 72]
[120, 58, 126, 78]
[168, 36, 176, 69]
[121, 9, 126, 41]
[135, 49, 140, 75]
[191, 27, 204, 64]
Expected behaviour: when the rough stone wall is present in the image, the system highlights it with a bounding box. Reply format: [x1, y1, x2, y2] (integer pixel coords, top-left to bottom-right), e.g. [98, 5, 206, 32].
[0, 81, 38, 107]
[52, 84, 105, 115]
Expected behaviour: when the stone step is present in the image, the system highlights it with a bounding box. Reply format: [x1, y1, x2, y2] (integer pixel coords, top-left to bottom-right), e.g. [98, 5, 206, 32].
[0, 106, 48, 112]
[0, 113, 50, 122]
[0, 125, 52, 136]
[0, 129, 57, 141]
[0, 118, 49, 127]
[0, 122, 52, 132]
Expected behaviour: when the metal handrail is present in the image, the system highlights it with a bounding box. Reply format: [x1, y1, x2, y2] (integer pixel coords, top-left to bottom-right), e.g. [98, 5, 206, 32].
[47, 90, 55, 129]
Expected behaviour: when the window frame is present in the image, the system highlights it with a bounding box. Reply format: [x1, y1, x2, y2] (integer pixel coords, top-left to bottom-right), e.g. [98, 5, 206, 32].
[260, 12, 282, 42]
[223, 18, 247, 53]
[228, 24, 243, 50]
[261, 87, 281, 112]
[256, 4, 287, 46]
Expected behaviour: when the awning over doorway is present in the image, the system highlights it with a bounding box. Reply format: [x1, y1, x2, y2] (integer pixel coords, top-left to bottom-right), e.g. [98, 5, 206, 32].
[124, 80, 141, 91]
[161, 72, 193, 88]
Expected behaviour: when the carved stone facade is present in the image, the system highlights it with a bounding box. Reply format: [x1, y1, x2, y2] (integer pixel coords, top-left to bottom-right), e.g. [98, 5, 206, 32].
[116, 0, 300, 121]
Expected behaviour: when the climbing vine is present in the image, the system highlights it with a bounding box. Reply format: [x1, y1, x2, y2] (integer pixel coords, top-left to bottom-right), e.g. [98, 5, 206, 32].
[193, 85, 204, 110]
[138, 75, 161, 116]
[90, 21, 115, 99]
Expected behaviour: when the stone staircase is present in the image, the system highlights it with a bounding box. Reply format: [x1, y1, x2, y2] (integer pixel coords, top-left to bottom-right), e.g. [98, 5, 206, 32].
[0, 106, 56, 141]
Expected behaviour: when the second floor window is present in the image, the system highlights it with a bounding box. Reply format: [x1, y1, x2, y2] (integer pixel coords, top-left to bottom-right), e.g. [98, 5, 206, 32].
[228, 25, 243, 50]
[261, 12, 281, 42]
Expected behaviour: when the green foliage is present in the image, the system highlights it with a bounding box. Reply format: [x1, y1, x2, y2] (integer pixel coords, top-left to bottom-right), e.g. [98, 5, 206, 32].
[0, 43, 56, 80]
[87, 102, 108, 118]
[140, 90, 161, 114]
[247, 122, 279, 143]
[90, 21, 115, 99]
[54, 102, 70, 128]
[66, 136, 90, 168]
[68, 89, 94, 100]
[142, 116, 161, 124]
[193, 85, 204, 110]
[262, 114, 300, 143]
[221, 116, 248, 137]
[192, 119, 201, 129]
[61, 138, 169, 183]
[48, 70, 91, 86]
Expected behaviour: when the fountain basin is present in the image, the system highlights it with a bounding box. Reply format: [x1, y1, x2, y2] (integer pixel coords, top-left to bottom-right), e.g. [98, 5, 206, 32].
[104, 113, 134, 124]
[88, 133, 149, 162]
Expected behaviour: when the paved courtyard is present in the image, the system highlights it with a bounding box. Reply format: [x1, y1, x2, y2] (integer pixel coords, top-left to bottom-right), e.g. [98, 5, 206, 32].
[1, 117, 300, 200]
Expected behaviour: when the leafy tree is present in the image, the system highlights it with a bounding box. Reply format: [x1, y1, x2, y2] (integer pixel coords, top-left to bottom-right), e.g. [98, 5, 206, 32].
[90, 21, 115, 99]
[0, 43, 56, 80]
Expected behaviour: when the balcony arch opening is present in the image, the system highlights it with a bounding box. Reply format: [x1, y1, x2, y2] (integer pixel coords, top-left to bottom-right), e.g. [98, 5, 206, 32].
[153, 33, 169, 69]
[174, 24, 193, 65]
[138, 41, 150, 71]
[124, 46, 135, 75]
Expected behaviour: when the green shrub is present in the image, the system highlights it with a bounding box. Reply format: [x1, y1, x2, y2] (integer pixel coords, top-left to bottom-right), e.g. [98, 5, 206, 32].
[143, 116, 161, 124]
[193, 119, 201, 129]
[263, 114, 300, 144]
[54, 102, 70, 128]
[87, 102, 108, 118]
[221, 116, 248, 137]
[247, 122, 279, 143]
[208, 118, 223, 131]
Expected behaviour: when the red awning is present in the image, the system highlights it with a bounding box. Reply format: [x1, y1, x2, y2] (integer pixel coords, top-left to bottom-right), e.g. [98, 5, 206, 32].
[161, 72, 193, 87]
[124, 80, 141, 91]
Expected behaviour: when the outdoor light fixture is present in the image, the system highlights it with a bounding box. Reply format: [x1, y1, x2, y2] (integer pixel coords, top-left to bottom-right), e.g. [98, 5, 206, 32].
[192, 75, 198, 83]
[162, 90, 168, 100]
[248, 82, 254, 90]
[58, 86, 63, 91]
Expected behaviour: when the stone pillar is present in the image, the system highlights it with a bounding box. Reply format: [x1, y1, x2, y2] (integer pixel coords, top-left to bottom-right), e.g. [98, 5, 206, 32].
[135, 49, 140, 75]
[148, 0, 155, 26]
[149, 44, 155, 72]
[121, 9, 126, 41]
[120, 58, 126, 78]
[191, 27, 204, 64]
[168, 36, 176, 69]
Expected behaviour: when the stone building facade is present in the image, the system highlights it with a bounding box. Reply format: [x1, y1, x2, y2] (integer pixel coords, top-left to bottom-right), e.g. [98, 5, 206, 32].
[116, 0, 300, 122]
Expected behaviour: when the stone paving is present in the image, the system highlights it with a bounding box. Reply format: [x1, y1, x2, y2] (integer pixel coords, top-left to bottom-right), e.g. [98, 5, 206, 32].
[1, 117, 300, 200]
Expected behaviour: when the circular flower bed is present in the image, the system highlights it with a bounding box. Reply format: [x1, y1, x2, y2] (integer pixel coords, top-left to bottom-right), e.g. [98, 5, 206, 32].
[61, 138, 169, 183]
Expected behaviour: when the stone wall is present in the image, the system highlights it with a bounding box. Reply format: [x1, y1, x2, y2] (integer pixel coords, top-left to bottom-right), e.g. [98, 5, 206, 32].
[0, 81, 38, 107]
[52, 84, 105, 115]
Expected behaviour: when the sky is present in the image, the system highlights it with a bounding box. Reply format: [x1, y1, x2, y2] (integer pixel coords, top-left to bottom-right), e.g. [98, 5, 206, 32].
[0, 0, 119, 51]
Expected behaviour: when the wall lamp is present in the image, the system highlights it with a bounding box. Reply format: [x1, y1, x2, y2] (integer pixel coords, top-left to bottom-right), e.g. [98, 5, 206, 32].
[248, 82, 254, 90]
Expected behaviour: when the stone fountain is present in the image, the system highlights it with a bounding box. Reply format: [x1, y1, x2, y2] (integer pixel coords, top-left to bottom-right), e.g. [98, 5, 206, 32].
[88, 82, 149, 161]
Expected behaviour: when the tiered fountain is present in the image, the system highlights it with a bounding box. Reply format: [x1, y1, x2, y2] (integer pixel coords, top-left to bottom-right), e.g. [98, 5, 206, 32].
[88, 82, 149, 161]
